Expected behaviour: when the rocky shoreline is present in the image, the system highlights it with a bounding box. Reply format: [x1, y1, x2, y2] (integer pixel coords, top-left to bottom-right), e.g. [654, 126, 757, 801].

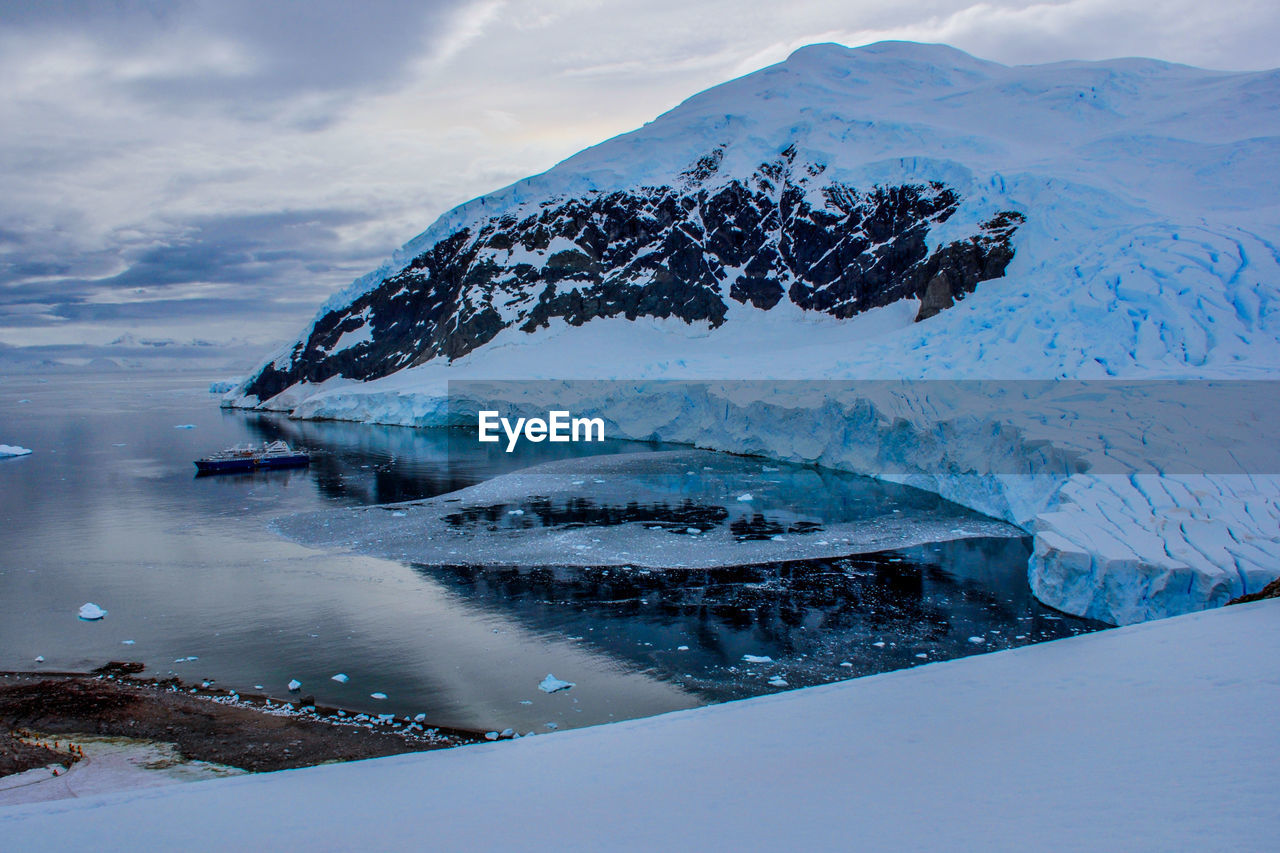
[0, 663, 482, 780]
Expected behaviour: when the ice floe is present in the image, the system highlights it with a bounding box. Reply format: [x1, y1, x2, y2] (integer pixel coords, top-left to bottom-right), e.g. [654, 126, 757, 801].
[272, 450, 1020, 572]
[77, 603, 106, 621]
[538, 674, 575, 694]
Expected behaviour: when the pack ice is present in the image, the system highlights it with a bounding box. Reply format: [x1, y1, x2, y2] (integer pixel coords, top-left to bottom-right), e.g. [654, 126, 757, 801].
[227, 42, 1280, 625]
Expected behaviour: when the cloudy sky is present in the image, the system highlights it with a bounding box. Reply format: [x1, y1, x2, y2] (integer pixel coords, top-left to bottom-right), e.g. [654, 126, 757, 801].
[2, 0, 1277, 357]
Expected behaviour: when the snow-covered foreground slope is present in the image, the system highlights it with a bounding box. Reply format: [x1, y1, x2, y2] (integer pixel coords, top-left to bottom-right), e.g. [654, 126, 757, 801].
[228, 41, 1280, 624]
[4, 600, 1276, 850]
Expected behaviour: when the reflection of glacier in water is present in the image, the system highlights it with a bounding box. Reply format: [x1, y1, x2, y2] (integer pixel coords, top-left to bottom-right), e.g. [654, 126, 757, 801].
[240, 415, 661, 506]
[272, 444, 1100, 707]
[410, 536, 1103, 702]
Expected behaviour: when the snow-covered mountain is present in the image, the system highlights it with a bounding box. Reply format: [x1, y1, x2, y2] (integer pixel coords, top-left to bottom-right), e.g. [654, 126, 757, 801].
[229, 42, 1280, 626]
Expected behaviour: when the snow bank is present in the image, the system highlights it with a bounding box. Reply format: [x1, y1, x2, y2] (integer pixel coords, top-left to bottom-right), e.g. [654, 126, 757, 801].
[2, 599, 1274, 849]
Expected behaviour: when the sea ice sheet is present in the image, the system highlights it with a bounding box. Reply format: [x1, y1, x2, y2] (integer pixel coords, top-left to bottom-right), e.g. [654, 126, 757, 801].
[273, 450, 1022, 570]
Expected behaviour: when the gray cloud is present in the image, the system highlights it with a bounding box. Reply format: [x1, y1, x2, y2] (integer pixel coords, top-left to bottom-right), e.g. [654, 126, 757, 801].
[2, 1, 467, 118]
[0, 208, 388, 339]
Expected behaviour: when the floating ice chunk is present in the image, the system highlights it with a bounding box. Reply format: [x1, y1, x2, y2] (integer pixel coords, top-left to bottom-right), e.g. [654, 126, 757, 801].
[872, 641, 886, 648]
[173, 424, 196, 430]
[767, 676, 789, 687]
[762, 466, 779, 473]
[519, 700, 532, 705]
[331, 673, 349, 683]
[287, 679, 302, 691]
[122, 640, 135, 645]
[78, 602, 106, 620]
[677, 645, 690, 651]
[34, 655, 44, 663]
[914, 653, 928, 659]
[538, 674, 575, 693]
[500, 728, 515, 738]
[544, 722, 558, 730]
[0, 445, 33, 457]
[484, 731, 499, 741]
[173, 656, 198, 663]
[685, 527, 700, 534]
[742, 654, 773, 663]
[839, 661, 853, 667]
[370, 692, 388, 699]
[736, 493, 754, 502]
[507, 509, 524, 515]
[391, 511, 406, 518]
[967, 636, 986, 644]
[770, 535, 785, 541]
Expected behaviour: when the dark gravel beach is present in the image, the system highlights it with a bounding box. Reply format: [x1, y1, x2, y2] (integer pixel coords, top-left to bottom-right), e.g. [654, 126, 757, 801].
[0, 664, 482, 777]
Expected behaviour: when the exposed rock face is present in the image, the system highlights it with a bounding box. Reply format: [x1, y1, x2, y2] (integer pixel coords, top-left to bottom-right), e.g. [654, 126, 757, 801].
[1228, 576, 1280, 605]
[244, 148, 1022, 402]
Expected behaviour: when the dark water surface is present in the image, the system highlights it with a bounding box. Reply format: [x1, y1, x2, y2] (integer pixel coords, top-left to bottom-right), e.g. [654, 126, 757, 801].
[0, 371, 1103, 733]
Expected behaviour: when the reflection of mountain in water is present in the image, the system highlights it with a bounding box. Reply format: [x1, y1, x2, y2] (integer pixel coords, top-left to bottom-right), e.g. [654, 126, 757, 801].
[412, 537, 1103, 704]
[237, 414, 657, 506]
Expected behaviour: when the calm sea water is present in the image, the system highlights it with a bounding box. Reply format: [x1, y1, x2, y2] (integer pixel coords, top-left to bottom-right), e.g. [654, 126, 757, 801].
[0, 370, 1103, 733]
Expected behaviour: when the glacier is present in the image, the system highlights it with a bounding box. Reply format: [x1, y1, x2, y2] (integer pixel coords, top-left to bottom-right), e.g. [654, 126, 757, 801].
[226, 41, 1280, 626]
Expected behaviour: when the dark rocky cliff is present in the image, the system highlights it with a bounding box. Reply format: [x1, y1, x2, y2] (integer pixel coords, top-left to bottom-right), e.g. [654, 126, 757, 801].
[244, 147, 1022, 402]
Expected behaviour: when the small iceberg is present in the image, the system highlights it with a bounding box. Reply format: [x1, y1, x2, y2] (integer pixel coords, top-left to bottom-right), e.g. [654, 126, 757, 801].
[78, 602, 107, 621]
[34, 655, 44, 663]
[173, 424, 196, 430]
[742, 654, 773, 664]
[331, 673, 349, 683]
[767, 676, 789, 687]
[370, 692, 388, 700]
[287, 679, 302, 691]
[0, 444, 33, 458]
[538, 674, 575, 694]
[736, 493, 754, 502]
